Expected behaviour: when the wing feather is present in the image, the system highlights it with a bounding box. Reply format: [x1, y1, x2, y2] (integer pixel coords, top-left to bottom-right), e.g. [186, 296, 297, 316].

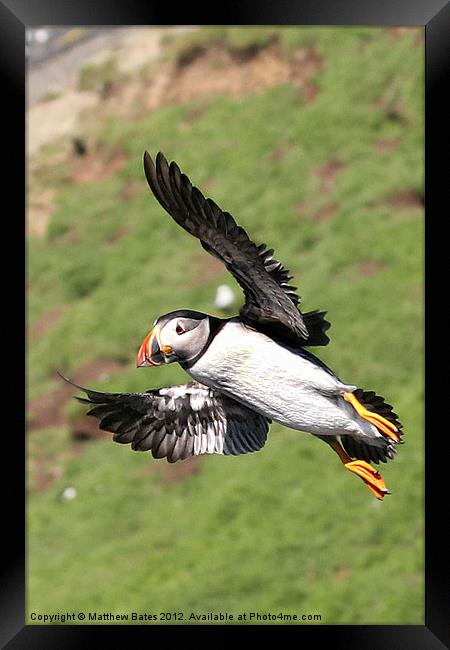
[60, 374, 270, 463]
[144, 151, 311, 341]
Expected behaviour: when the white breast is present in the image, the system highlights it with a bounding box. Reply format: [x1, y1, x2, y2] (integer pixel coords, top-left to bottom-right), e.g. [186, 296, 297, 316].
[187, 320, 366, 437]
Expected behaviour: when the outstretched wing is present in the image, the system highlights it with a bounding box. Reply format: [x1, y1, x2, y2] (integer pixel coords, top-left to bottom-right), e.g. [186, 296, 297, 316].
[61, 375, 270, 463]
[144, 151, 324, 344]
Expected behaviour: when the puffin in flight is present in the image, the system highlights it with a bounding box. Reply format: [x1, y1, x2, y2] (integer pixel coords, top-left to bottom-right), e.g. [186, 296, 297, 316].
[62, 151, 403, 500]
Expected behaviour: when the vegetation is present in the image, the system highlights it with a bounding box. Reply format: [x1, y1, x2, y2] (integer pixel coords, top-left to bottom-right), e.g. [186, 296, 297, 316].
[78, 57, 119, 92]
[27, 27, 423, 624]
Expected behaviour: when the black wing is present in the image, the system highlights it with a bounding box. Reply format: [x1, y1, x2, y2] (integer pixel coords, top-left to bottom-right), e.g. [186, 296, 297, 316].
[143, 151, 330, 345]
[61, 375, 270, 463]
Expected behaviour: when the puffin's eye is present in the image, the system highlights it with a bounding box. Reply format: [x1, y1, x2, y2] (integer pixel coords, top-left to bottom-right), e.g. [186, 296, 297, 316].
[176, 323, 185, 335]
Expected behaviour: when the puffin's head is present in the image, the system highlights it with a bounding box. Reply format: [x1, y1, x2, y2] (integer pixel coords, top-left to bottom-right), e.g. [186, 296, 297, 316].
[136, 309, 213, 367]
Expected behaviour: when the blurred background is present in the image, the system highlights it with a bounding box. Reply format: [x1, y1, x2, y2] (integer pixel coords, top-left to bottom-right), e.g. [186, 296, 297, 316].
[27, 26, 424, 624]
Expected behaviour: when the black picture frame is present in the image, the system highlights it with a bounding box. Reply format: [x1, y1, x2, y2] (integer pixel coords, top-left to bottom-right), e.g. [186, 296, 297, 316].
[5, 0, 448, 647]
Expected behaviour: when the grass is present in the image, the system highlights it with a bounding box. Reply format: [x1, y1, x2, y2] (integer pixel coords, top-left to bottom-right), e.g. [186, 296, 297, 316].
[78, 57, 119, 92]
[40, 90, 62, 103]
[58, 28, 89, 48]
[27, 27, 423, 624]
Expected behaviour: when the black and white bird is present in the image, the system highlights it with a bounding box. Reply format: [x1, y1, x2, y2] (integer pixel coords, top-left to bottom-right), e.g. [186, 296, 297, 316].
[61, 151, 404, 500]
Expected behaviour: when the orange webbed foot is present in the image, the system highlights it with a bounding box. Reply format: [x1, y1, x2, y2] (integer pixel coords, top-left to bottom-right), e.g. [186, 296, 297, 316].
[344, 392, 400, 442]
[345, 459, 390, 500]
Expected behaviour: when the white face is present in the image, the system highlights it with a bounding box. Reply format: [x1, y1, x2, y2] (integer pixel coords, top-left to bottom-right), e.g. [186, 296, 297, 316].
[158, 315, 211, 364]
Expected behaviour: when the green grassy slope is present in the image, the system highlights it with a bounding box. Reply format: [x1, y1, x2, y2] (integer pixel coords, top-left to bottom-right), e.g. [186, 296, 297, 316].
[27, 27, 423, 624]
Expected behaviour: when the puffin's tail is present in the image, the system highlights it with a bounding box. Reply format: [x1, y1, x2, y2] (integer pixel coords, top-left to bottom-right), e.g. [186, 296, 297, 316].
[341, 388, 404, 464]
[352, 389, 403, 433]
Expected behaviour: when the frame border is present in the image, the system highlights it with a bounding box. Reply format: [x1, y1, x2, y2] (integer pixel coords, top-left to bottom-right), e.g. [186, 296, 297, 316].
[6, 0, 448, 646]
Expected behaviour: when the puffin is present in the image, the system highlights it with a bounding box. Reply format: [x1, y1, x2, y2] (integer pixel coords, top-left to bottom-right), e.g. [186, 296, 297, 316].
[61, 151, 403, 500]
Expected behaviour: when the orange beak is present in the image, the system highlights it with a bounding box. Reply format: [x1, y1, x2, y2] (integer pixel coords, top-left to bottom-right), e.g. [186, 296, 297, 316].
[137, 328, 163, 367]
